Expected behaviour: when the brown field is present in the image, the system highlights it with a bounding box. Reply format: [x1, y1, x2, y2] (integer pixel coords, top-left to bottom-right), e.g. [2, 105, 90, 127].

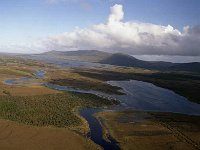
[0, 84, 61, 96]
[97, 111, 200, 150]
[0, 119, 100, 150]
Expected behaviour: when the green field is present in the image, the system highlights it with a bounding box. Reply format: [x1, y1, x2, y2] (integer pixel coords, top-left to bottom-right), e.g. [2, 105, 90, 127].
[0, 93, 117, 127]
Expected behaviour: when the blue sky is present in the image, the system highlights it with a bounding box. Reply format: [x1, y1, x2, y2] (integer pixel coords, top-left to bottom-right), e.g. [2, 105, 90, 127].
[0, 0, 200, 60]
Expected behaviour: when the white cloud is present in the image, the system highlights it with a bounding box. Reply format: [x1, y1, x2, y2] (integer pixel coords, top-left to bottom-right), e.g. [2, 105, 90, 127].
[108, 4, 124, 23]
[11, 4, 195, 56]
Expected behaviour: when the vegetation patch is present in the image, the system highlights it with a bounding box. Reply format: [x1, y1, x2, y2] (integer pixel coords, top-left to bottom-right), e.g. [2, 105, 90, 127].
[50, 78, 123, 95]
[0, 93, 117, 127]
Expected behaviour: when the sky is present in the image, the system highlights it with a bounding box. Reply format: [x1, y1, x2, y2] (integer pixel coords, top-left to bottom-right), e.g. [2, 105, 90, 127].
[0, 0, 200, 62]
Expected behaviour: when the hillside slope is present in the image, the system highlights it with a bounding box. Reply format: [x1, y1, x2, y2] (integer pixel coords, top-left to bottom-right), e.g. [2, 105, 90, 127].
[100, 53, 175, 70]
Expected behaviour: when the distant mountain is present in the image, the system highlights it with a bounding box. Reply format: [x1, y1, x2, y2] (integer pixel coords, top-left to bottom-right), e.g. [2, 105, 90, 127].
[37, 50, 200, 72]
[99, 53, 175, 70]
[100, 53, 200, 72]
[40, 50, 111, 62]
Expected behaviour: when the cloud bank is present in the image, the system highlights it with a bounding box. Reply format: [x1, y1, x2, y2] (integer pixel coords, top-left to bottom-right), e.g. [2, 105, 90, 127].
[45, 4, 200, 56]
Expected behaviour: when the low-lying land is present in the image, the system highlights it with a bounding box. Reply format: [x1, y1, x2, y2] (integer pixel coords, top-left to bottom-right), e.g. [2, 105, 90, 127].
[0, 56, 60, 96]
[46, 68, 124, 95]
[47, 67, 154, 95]
[0, 55, 200, 150]
[97, 111, 200, 150]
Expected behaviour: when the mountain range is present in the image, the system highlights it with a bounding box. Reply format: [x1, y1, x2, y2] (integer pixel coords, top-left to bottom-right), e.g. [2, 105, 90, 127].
[37, 50, 200, 72]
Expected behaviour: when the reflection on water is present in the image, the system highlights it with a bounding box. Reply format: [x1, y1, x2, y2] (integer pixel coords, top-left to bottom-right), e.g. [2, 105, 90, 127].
[47, 80, 200, 115]
[107, 80, 200, 115]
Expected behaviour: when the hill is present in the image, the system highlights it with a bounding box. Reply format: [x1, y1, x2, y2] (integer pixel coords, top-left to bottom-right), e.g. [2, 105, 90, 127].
[100, 53, 200, 72]
[99, 53, 175, 70]
[36, 50, 200, 72]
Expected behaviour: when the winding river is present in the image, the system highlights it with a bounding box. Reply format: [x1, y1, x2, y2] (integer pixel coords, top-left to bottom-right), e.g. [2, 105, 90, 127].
[80, 108, 120, 150]
[4, 69, 200, 150]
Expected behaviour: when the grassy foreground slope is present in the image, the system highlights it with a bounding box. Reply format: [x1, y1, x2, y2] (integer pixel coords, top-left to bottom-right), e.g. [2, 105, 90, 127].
[0, 119, 99, 150]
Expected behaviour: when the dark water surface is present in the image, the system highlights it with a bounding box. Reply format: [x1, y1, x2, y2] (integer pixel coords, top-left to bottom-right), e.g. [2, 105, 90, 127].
[80, 108, 120, 150]
[47, 80, 200, 115]
[107, 80, 200, 115]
